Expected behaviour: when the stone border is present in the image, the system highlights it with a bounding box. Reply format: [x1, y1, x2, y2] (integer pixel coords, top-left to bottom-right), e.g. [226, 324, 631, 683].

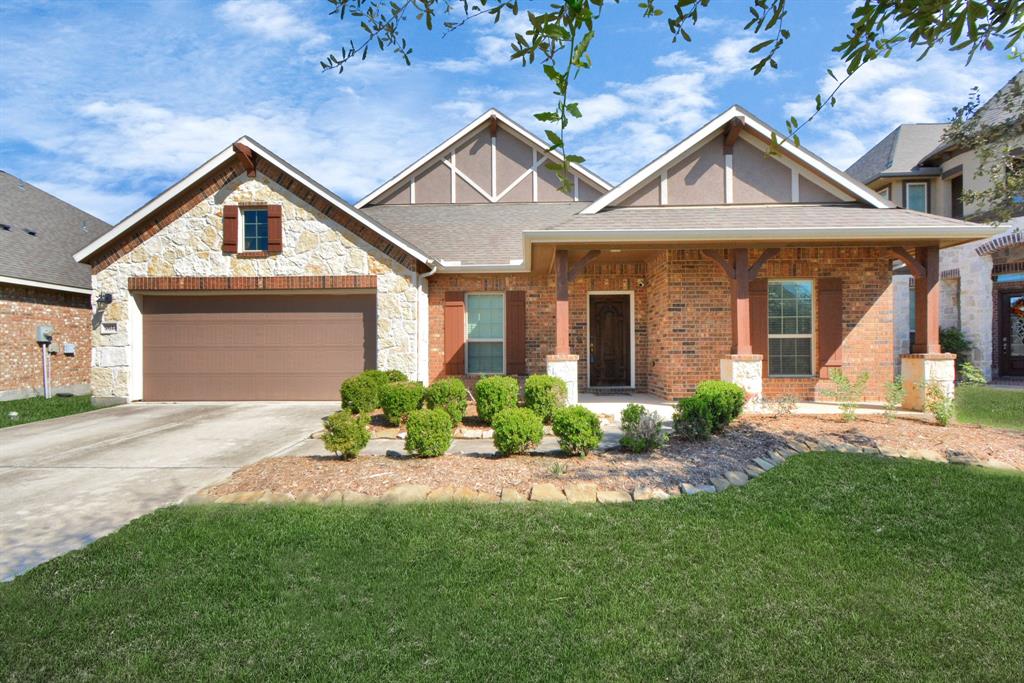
[186, 430, 1020, 508]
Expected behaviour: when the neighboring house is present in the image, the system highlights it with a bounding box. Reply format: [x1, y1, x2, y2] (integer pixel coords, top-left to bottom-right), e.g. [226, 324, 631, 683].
[0, 172, 111, 400]
[848, 70, 1024, 380]
[74, 106, 993, 409]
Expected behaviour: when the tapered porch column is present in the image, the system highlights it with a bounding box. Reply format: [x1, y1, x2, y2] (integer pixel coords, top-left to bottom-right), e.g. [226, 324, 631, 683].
[892, 245, 955, 411]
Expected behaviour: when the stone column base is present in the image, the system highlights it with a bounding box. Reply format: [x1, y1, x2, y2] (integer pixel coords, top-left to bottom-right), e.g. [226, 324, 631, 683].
[900, 353, 956, 411]
[720, 354, 763, 408]
[546, 354, 579, 405]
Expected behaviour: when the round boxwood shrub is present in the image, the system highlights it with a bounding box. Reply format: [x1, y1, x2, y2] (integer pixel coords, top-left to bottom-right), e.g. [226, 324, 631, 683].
[384, 369, 408, 383]
[320, 409, 370, 459]
[523, 374, 567, 423]
[693, 380, 745, 431]
[405, 408, 452, 457]
[379, 381, 425, 426]
[551, 405, 603, 457]
[491, 407, 544, 455]
[474, 375, 520, 424]
[340, 373, 382, 414]
[672, 396, 715, 440]
[425, 377, 468, 425]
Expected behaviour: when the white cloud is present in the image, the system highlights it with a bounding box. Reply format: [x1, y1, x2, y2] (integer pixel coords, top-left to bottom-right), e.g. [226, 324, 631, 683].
[216, 0, 327, 46]
[784, 51, 1021, 169]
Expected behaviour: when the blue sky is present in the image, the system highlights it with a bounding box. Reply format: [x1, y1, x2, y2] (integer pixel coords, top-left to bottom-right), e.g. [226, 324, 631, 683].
[1, 0, 1019, 223]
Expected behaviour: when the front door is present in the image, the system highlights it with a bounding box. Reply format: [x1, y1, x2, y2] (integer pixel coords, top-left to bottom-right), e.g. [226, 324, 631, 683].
[589, 294, 631, 386]
[999, 291, 1024, 376]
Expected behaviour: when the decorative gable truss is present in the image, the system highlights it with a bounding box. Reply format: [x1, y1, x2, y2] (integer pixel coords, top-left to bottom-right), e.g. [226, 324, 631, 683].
[583, 106, 889, 213]
[356, 109, 611, 208]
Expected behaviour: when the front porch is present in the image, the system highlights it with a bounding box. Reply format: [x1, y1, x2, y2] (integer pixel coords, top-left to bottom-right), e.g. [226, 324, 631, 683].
[430, 243, 955, 411]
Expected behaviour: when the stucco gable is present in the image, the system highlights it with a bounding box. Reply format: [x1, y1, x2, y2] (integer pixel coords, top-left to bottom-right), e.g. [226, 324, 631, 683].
[356, 109, 611, 208]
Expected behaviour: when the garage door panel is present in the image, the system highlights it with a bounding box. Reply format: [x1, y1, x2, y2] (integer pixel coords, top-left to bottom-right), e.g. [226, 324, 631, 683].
[142, 294, 376, 401]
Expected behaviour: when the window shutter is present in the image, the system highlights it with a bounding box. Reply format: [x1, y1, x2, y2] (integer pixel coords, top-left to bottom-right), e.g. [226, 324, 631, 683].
[817, 277, 843, 378]
[505, 291, 526, 375]
[267, 205, 283, 253]
[443, 291, 466, 376]
[750, 278, 768, 378]
[222, 205, 238, 253]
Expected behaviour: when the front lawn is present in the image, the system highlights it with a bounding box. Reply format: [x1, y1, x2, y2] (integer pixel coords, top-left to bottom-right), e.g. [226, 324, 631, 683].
[955, 384, 1024, 430]
[0, 394, 98, 429]
[2, 453, 1022, 681]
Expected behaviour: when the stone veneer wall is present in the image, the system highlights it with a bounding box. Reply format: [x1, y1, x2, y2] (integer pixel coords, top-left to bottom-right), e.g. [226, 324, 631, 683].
[429, 247, 894, 402]
[91, 173, 419, 402]
[0, 284, 92, 399]
[427, 263, 649, 392]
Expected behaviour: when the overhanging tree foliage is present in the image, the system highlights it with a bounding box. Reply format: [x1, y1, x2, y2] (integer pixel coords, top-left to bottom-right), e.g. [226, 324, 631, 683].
[941, 75, 1024, 224]
[322, 0, 1024, 190]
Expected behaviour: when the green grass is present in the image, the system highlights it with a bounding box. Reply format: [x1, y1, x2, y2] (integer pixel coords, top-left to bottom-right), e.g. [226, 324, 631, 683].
[2, 453, 1023, 681]
[0, 394, 99, 429]
[955, 384, 1024, 430]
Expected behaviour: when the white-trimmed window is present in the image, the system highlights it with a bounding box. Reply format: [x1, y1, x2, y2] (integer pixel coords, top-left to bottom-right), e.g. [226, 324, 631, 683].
[241, 208, 269, 251]
[466, 293, 504, 374]
[768, 280, 814, 377]
[878, 185, 891, 201]
[905, 182, 928, 212]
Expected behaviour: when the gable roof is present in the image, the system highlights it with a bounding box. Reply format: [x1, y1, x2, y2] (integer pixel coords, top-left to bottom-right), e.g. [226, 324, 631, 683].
[845, 123, 946, 184]
[74, 137, 432, 268]
[582, 105, 889, 214]
[0, 171, 111, 293]
[354, 108, 612, 208]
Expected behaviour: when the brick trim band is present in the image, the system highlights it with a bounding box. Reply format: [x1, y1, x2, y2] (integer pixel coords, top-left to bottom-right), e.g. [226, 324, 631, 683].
[993, 261, 1024, 275]
[975, 230, 1023, 256]
[128, 275, 377, 291]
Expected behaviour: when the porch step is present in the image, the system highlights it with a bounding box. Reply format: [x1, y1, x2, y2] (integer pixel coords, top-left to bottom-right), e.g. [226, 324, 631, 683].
[585, 388, 634, 396]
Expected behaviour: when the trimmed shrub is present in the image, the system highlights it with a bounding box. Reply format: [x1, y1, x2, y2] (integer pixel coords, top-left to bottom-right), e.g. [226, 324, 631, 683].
[475, 375, 520, 424]
[673, 396, 715, 440]
[820, 369, 869, 422]
[492, 407, 544, 455]
[523, 375, 567, 423]
[619, 403, 667, 453]
[425, 377, 468, 425]
[321, 409, 370, 459]
[384, 369, 409, 383]
[552, 406, 603, 457]
[340, 373, 382, 414]
[693, 380, 745, 427]
[379, 381, 425, 426]
[405, 408, 452, 457]
[958, 361, 987, 385]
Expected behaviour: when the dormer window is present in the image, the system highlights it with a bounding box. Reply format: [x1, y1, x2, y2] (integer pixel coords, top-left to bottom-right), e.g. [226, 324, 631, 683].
[241, 208, 269, 252]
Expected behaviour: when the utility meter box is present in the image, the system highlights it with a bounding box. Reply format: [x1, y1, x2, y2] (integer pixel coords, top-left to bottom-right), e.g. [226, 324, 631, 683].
[63, 342, 76, 356]
[36, 325, 54, 344]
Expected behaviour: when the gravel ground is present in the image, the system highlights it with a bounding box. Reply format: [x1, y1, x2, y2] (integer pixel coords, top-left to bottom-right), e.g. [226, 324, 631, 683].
[202, 413, 1023, 499]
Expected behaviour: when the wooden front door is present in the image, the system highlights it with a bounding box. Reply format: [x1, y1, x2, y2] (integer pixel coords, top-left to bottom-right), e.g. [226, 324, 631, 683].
[589, 294, 631, 386]
[998, 291, 1024, 376]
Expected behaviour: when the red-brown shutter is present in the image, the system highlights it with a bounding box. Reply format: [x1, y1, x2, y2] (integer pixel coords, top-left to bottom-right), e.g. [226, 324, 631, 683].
[817, 277, 844, 378]
[505, 291, 526, 375]
[267, 205, 283, 253]
[222, 205, 238, 253]
[443, 291, 466, 376]
[750, 278, 768, 378]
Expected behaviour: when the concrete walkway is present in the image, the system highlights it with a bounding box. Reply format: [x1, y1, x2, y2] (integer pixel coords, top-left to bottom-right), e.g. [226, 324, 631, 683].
[0, 402, 334, 580]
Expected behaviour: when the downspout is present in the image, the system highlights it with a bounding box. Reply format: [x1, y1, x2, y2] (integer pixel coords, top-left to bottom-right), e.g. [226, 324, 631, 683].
[416, 260, 439, 383]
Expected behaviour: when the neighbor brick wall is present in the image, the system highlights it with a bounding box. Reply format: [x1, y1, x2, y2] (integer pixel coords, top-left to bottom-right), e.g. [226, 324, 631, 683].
[0, 284, 92, 397]
[428, 247, 894, 402]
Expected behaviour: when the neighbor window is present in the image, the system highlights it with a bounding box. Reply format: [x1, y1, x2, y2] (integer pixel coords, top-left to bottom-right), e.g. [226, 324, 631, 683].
[241, 208, 269, 251]
[905, 182, 928, 212]
[768, 280, 813, 377]
[466, 293, 504, 374]
[950, 175, 964, 219]
[878, 185, 891, 201]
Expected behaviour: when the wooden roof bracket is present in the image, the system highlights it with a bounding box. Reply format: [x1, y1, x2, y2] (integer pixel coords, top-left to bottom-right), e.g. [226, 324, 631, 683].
[233, 142, 258, 178]
[891, 246, 926, 278]
[722, 116, 745, 154]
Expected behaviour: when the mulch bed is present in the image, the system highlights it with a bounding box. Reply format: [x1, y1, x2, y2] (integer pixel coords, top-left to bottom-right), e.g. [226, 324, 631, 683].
[202, 414, 1023, 499]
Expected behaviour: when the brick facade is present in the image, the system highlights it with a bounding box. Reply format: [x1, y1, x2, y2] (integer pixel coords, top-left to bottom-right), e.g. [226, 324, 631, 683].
[0, 284, 92, 399]
[428, 247, 894, 402]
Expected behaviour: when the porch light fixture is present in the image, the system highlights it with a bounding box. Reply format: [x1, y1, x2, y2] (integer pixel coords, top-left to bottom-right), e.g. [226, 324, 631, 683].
[98, 293, 113, 304]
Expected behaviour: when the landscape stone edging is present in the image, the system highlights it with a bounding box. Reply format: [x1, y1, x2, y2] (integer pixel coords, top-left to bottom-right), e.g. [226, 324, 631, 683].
[187, 434, 1020, 507]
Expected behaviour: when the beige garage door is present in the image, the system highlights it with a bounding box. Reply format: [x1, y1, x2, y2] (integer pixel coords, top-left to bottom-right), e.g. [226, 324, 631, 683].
[142, 294, 376, 401]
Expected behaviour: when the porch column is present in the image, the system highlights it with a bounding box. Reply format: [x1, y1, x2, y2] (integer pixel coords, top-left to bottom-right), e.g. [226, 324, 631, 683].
[732, 248, 752, 355]
[546, 248, 598, 405]
[892, 245, 955, 411]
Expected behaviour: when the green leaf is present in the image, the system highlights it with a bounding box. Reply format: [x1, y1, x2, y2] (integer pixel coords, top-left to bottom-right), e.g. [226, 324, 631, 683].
[566, 102, 582, 118]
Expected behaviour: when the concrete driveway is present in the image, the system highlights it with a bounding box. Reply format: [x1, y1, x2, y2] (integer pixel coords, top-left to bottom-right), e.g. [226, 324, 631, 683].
[0, 402, 333, 580]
